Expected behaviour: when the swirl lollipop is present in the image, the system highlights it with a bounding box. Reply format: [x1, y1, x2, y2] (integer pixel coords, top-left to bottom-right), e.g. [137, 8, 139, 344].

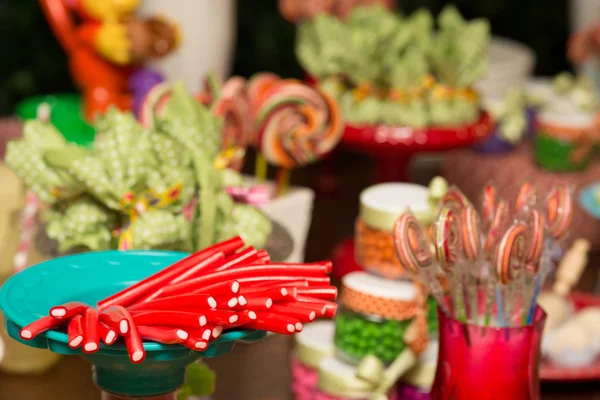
[482, 199, 510, 325]
[524, 209, 545, 273]
[393, 213, 450, 314]
[435, 207, 466, 320]
[211, 77, 253, 171]
[515, 181, 537, 215]
[248, 73, 343, 194]
[522, 209, 546, 324]
[483, 199, 510, 257]
[440, 186, 471, 211]
[435, 207, 462, 272]
[481, 183, 497, 232]
[545, 186, 573, 240]
[494, 223, 527, 326]
[495, 223, 527, 285]
[460, 206, 482, 320]
[249, 75, 343, 169]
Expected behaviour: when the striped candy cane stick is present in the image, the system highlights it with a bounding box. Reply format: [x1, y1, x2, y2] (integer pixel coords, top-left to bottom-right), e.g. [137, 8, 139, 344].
[14, 192, 41, 273]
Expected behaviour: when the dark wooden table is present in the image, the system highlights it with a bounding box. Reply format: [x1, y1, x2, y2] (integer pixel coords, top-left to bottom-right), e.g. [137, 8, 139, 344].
[0, 149, 598, 399]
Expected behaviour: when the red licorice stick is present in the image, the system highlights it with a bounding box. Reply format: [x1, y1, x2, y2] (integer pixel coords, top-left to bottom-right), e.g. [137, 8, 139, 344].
[99, 323, 117, 345]
[243, 280, 310, 291]
[183, 334, 209, 351]
[269, 304, 317, 322]
[82, 308, 100, 353]
[50, 302, 90, 319]
[189, 280, 240, 296]
[213, 296, 239, 309]
[280, 301, 327, 316]
[124, 324, 145, 363]
[68, 315, 84, 348]
[247, 313, 302, 335]
[99, 306, 132, 334]
[128, 294, 218, 312]
[137, 252, 226, 303]
[202, 309, 240, 325]
[137, 326, 188, 344]
[161, 264, 331, 297]
[97, 236, 244, 310]
[197, 325, 220, 341]
[285, 298, 337, 318]
[131, 311, 207, 328]
[223, 310, 257, 328]
[20, 316, 64, 340]
[234, 296, 272, 310]
[212, 247, 258, 272]
[237, 276, 330, 287]
[296, 287, 338, 300]
[246, 286, 297, 301]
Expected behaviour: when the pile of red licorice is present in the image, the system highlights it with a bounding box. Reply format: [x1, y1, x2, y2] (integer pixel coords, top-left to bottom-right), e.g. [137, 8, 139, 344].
[19, 237, 337, 363]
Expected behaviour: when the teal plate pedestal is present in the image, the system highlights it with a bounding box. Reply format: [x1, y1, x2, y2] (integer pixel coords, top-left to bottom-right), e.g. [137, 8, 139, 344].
[0, 251, 266, 397]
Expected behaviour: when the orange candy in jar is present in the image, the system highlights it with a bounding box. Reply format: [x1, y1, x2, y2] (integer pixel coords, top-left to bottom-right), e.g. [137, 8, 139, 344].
[356, 182, 442, 279]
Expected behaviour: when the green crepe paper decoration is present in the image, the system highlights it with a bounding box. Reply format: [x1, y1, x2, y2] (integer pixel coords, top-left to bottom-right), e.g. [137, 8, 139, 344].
[5, 82, 272, 253]
[297, 5, 490, 127]
[486, 89, 528, 144]
[5, 120, 83, 204]
[432, 6, 490, 88]
[45, 197, 116, 252]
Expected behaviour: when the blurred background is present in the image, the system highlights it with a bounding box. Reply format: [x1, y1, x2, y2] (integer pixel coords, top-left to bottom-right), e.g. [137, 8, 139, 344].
[0, 0, 571, 117]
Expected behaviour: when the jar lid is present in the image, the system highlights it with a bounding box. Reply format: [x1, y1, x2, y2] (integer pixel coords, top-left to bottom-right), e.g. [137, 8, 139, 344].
[359, 183, 430, 231]
[538, 109, 595, 129]
[341, 272, 421, 320]
[294, 320, 335, 369]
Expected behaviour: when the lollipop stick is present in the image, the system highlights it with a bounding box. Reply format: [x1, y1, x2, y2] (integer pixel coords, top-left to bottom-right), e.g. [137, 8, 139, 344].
[451, 274, 467, 322]
[496, 284, 505, 327]
[465, 265, 478, 322]
[255, 153, 268, 182]
[424, 269, 451, 315]
[484, 262, 497, 326]
[275, 168, 291, 197]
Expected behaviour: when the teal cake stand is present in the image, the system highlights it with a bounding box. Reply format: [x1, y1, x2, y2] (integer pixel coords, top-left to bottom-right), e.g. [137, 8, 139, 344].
[0, 251, 266, 398]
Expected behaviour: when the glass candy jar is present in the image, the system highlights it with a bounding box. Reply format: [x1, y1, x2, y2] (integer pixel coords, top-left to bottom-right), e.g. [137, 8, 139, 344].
[292, 321, 336, 400]
[355, 183, 432, 279]
[334, 272, 434, 365]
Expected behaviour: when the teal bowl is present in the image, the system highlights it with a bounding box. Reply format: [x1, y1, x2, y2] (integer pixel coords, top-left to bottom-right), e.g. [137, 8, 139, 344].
[0, 251, 266, 396]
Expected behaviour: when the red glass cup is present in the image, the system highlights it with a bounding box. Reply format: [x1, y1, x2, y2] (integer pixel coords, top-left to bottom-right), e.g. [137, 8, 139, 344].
[431, 306, 546, 400]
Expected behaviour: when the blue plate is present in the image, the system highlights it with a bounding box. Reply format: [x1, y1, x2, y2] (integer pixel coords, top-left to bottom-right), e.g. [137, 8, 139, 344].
[579, 183, 600, 219]
[0, 251, 266, 396]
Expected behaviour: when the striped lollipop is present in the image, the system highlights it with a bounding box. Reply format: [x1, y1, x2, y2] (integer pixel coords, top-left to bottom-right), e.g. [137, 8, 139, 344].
[545, 186, 573, 240]
[524, 209, 545, 273]
[495, 223, 527, 285]
[481, 184, 497, 232]
[460, 206, 482, 262]
[483, 200, 510, 257]
[435, 207, 462, 272]
[440, 187, 471, 210]
[392, 214, 435, 275]
[515, 182, 537, 214]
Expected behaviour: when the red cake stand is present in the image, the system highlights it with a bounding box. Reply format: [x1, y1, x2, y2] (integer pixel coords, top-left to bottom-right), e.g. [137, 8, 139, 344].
[342, 112, 494, 182]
